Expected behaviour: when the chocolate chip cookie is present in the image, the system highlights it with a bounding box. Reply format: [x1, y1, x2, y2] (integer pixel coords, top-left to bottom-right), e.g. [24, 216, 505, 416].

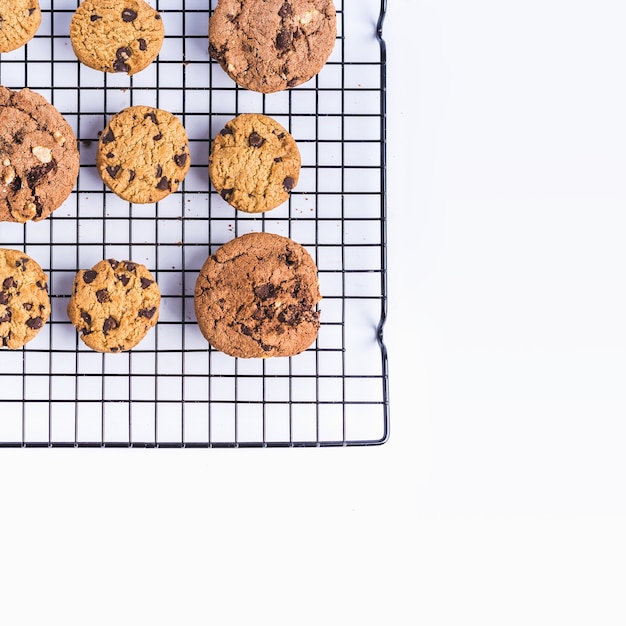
[0, 0, 42, 53]
[67, 259, 160, 353]
[0, 86, 79, 223]
[0, 248, 50, 349]
[194, 232, 321, 358]
[96, 106, 190, 204]
[209, 0, 337, 93]
[70, 0, 164, 75]
[209, 113, 300, 213]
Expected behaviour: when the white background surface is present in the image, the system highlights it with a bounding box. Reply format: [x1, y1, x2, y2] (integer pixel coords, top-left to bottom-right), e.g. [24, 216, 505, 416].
[2, 1, 626, 624]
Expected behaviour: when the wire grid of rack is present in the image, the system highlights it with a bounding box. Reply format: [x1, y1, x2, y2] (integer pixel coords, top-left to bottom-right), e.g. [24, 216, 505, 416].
[0, 0, 389, 448]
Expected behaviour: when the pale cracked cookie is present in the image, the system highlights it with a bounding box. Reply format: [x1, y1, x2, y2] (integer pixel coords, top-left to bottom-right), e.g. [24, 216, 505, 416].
[0, 86, 79, 223]
[209, 114, 300, 213]
[67, 258, 160, 353]
[194, 232, 321, 358]
[0, 0, 42, 53]
[209, 0, 336, 93]
[0, 248, 50, 349]
[96, 106, 190, 204]
[70, 0, 164, 75]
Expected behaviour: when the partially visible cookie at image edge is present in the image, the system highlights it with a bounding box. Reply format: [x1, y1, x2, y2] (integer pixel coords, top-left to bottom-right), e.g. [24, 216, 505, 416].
[209, 0, 337, 93]
[0, 0, 42, 54]
[70, 0, 164, 75]
[0, 248, 50, 349]
[0, 86, 80, 223]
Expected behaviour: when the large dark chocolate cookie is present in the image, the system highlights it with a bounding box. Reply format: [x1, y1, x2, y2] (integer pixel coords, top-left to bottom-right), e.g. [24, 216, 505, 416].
[194, 232, 321, 358]
[209, 0, 337, 93]
[67, 258, 160, 353]
[0, 86, 79, 223]
[0, 248, 50, 349]
[96, 105, 190, 204]
[70, 0, 164, 75]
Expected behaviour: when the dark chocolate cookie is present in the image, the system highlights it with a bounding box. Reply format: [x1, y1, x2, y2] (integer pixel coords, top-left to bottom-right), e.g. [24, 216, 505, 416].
[0, 86, 79, 223]
[209, 0, 337, 93]
[194, 232, 321, 358]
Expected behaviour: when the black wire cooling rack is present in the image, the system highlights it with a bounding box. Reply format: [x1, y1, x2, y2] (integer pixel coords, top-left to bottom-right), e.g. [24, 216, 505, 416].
[0, 0, 389, 448]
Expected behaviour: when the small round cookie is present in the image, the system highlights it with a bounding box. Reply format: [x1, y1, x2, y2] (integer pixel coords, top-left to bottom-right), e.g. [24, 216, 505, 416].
[0, 86, 79, 223]
[70, 0, 164, 75]
[67, 258, 160, 353]
[209, 0, 337, 93]
[194, 232, 321, 358]
[96, 106, 190, 204]
[209, 114, 300, 213]
[0, 0, 42, 53]
[0, 248, 50, 349]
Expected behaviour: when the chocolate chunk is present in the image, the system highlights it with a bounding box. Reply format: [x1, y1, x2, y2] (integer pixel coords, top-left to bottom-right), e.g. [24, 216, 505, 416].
[96, 289, 109, 303]
[26, 317, 43, 329]
[106, 152, 115, 159]
[156, 176, 169, 191]
[108, 259, 119, 269]
[121, 8, 137, 22]
[138, 307, 156, 319]
[81, 310, 92, 325]
[106, 165, 121, 179]
[27, 162, 55, 187]
[0, 312, 11, 323]
[144, 112, 157, 124]
[118, 274, 130, 286]
[248, 132, 265, 148]
[116, 47, 131, 60]
[113, 59, 130, 73]
[274, 157, 283, 163]
[0, 292, 8, 305]
[283, 176, 295, 191]
[254, 283, 276, 301]
[220, 188, 234, 200]
[240, 324, 253, 337]
[276, 29, 292, 49]
[138, 38, 147, 51]
[83, 270, 97, 284]
[278, 3, 293, 17]
[153, 133, 163, 141]
[9, 175, 22, 192]
[220, 126, 233, 136]
[101, 129, 115, 144]
[140, 277, 154, 289]
[125, 262, 136, 272]
[2, 277, 16, 290]
[36, 280, 47, 291]
[103, 316, 118, 332]
[174, 153, 187, 167]
[90, 14, 102, 21]
[128, 170, 136, 182]
[22, 302, 33, 311]
[155, 165, 162, 178]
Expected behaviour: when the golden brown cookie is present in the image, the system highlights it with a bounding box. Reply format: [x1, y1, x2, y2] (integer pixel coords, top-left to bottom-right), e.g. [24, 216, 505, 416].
[70, 0, 164, 75]
[0, 0, 42, 53]
[194, 232, 321, 358]
[209, 0, 337, 93]
[96, 106, 190, 204]
[209, 114, 300, 213]
[0, 248, 50, 349]
[0, 86, 79, 223]
[67, 258, 160, 353]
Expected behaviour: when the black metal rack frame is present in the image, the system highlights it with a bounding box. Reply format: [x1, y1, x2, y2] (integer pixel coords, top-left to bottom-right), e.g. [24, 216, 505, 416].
[0, 0, 389, 448]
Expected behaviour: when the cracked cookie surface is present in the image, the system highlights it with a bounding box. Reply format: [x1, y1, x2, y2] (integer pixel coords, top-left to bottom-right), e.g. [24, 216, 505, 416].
[0, 248, 50, 349]
[70, 0, 164, 75]
[194, 232, 321, 358]
[209, 0, 336, 93]
[209, 113, 300, 214]
[67, 258, 160, 353]
[0, 0, 41, 53]
[96, 105, 190, 204]
[0, 86, 79, 223]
